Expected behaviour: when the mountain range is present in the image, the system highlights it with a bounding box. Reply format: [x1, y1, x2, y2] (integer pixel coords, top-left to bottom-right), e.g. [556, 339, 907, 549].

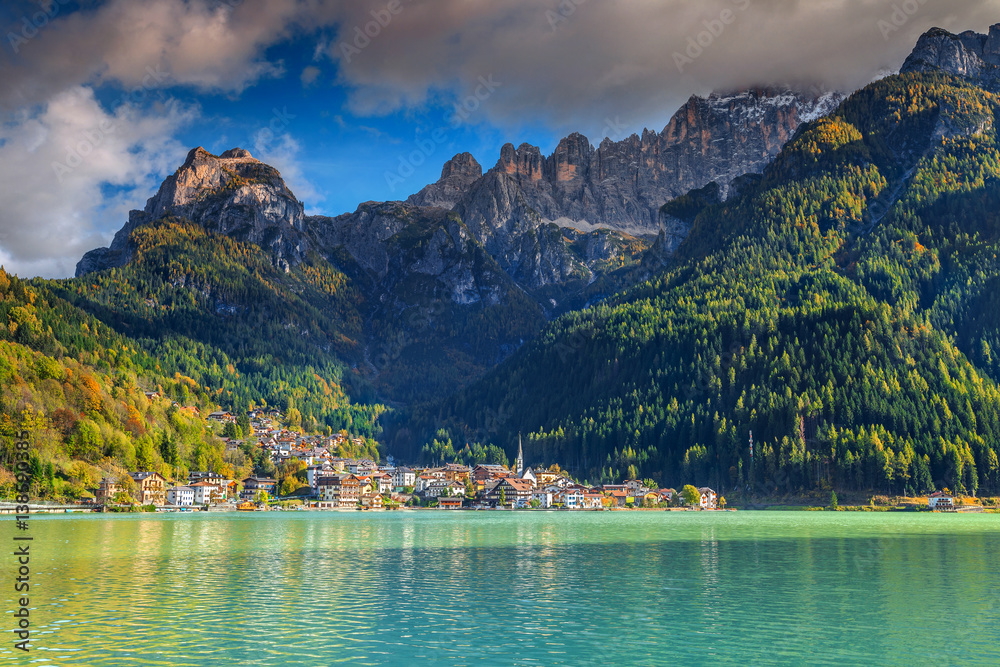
[6, 24, 1000, 500]
[75, 83, 839, 403]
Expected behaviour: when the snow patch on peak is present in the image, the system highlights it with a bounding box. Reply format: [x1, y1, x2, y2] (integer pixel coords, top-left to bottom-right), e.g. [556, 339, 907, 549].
[798, 92, 844, 123]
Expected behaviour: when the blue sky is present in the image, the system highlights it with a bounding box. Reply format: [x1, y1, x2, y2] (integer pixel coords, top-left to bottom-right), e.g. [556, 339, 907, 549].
[87, 37, 543, 215]
[1, 0, 998, 278]
[157, 38, 547, 215]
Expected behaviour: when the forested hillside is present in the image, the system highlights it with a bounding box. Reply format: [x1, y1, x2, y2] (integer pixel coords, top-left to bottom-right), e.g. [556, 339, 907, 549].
[52, 217, 384, 436]
[416, 72, 1000, 497]
[0, 268, 228, 498]
[0, 217, 387, 499]
[9, 40, 1000, 501]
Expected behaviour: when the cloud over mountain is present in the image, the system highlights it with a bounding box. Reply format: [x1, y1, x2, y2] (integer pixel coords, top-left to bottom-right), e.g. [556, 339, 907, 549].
[326, 0, 1000, 134]
[2, 0, 1000, 277]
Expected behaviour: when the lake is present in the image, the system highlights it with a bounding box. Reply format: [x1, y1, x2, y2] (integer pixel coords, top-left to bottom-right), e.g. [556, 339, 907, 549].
[3, 510, 999, 665]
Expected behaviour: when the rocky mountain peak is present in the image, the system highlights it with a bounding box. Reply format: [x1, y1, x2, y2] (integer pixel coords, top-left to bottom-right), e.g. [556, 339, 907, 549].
[440, 152, 481, 180]
[407, 152, 484, 209]
[497, 143, 546, 181]
[146, 146, 279, 218]
[76, 147, 307, 276]
[219, 147, 255, 159]
[551, 133, 593, 183]
[901, 24, 1000, 81]
[443, 85, 844, 237]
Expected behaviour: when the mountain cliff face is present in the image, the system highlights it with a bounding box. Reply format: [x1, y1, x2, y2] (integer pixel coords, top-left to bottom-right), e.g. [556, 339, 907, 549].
[77, 148, 308, 276]
[72, 87, 843, 401]
[422, 61, 1000, 493]
[414, 87, 842, 238]
[452, 170, 586, 289]
[304, 201, 544, 400]
[308, 202, 518, 308]
[398, 87, 842, 294]
[79, 86, 843, 296]
[901, 24, 1000, 83]
[406, 150, 649, 292]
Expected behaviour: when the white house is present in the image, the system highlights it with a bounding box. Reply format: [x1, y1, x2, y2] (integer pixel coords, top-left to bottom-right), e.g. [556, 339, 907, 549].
[928, 492, 954, 509]
[369, 472, 393, 494]
[624, 479, 651, 496]
[349, 459, 377, 475]
[190, 481, 224, 505]
[415, 474, 437, 494]
[698, 487, 717, 509]
[532, 491, 553, 508]
[393, 467, 416, 489]
[306, 464, 336, 490]
[560, 489, 585, 509]
[189, 471, 229, 486]
[167, 486, 194, 506]
[317, 476, 343, 502]
[423, 480, 465, 499]
[547, 476, 573, 489]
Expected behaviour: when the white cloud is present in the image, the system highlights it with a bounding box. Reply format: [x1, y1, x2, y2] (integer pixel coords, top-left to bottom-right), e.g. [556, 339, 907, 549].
[0, 0, 327, 278]
[0, 86, 195, 278]
[300, 66, 322, 87]
[252, 132, 324, 210]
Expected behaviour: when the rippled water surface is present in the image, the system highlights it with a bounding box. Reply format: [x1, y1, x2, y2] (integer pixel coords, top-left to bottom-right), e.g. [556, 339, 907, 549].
[3, 511, 999, 665]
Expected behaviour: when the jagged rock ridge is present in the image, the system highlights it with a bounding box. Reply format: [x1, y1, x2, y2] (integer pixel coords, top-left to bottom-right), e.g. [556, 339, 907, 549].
[397, 87, 844, 290]
[413, 87, 843, 237]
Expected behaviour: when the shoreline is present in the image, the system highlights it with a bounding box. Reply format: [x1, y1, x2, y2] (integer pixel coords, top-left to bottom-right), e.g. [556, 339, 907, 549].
[7, 504, 996, 515]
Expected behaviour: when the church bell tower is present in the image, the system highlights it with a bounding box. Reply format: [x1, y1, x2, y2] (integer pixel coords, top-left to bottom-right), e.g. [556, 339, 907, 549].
[515, 433, 524, 477]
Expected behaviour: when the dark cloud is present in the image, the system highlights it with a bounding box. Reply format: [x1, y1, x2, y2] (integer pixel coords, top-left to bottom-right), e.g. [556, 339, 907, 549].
[328, 0, 1000, 136]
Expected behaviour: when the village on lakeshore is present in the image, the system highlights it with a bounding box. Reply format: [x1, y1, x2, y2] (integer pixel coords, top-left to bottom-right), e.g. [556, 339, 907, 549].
[5, 405, 989, 514]
[95, 415, 721, 512]
[27, 405, 726, 513]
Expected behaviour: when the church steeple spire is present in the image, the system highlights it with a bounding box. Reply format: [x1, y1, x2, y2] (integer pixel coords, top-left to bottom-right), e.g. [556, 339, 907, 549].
[515, 433, 524, 477]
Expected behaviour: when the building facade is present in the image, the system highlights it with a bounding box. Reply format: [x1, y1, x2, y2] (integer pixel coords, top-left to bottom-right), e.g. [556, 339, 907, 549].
[129, 471, 167, 505]
[167, 486, 195, 506]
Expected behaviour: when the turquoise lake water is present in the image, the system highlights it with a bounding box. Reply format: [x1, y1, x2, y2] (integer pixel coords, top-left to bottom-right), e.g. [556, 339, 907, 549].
[2, 510, 999, 665]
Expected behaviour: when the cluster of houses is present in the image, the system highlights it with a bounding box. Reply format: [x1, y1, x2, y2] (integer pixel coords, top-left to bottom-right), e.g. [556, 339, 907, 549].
[209, 408, 370, 464]
[94, 470, 281, 507]
[304, 440, 719, 511]
[93, 435, 720, 511]
[97, 405, 975, 514]
[91, 407, 379, 508]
